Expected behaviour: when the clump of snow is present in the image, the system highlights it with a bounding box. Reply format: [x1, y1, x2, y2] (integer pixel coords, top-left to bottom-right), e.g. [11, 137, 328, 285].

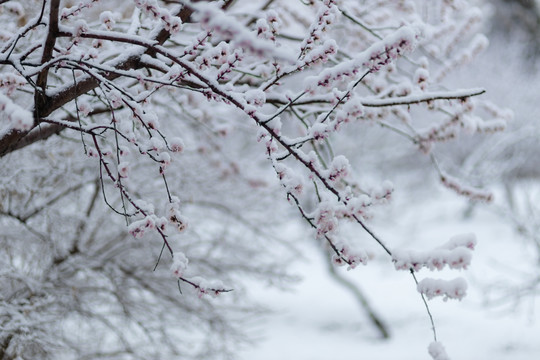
[169, 137, 184, 153]
[304, 25, 421, 93]
[0, 93, 33, 131]
[314, 199, 339, 237]
[170, 252, 189, 278]
[428, 341, 451, 360]
[274, 163, 304, 196]
[99, 11, 116, 30]
[417, 277, 467, 301]
[168, 199, 188, 233]
[327, 155, 350, 182]
[244, 89, 266, 107]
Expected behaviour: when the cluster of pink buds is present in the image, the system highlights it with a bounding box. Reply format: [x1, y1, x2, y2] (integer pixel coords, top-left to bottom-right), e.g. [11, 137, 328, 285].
[255, 10, 280, 42]
[304, 26, 418, 95]
[440, 174, 493, 202]
[182, 31, 212, 57]
[393, 234, 476, 271]
[393, 247, 472, 272]
[335, 244, 369, 270]
[414, 68, 429, 91]
[216, 50, 243, 81]
[135, 0, 182, 33]
[299, 0, 338, 57]
[60, 0, 100, 20]
[128, 215, 164, 238]
[326, 155, 350, 182]
[331, 97, 365, 130]
[168, 199, 188, 233]
[189, 277, 227, 298]
[416, 114, 462, 153]
[300, 39, 338, 69]
[255, 19, 272, 41]
[362, 29, 417, 72]
[274, 163, 304, 197]
[417, 277, 468, 301]
[308, 122, 329, 141]
[198, 42, 230, 69]
[314, 200, 338, 237]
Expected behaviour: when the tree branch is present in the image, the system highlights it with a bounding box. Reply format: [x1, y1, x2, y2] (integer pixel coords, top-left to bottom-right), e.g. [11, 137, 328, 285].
[36, 0, 60, 92]
[0, 5, 194, 157]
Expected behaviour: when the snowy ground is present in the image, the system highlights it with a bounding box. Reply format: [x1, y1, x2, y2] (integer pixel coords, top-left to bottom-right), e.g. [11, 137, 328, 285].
[239, 191, 540, 360]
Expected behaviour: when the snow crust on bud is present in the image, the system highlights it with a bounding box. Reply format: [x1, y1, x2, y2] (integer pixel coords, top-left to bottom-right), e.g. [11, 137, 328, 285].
[441, 233, 476, 250]
[108, 89, 123, 109]
[299, 1, 339, 56]
[170, 252, 189, 278]
[99, 11, 116, 30]
[304, 25, 420, 93]
[300, 39, 338, 67]
[128, 216, 157, 238]
[327, 155, 350, 182]
[393, 234, 475, 271]
[168, 200, 188, 232]
[274, 163, 303, 196]
[77, 100, 93, 117]
[2, 1, 24, 17]
[192, 2, 294, 61]
[417, 277, 467, 301]
[332, 241, 369, 270]
[314, 199, 338, 236]
[414, 68, 429, 90]
[73, 20, 89, 37]
[308, 122, 329, 141]
[135, 0, 183, 33]
[244, 89, 266, 107]
[169, 137, 185, 153]
[189, 276, 226, 298]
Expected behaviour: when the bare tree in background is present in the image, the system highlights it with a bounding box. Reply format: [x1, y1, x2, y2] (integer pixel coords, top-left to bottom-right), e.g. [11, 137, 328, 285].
[490, 0, 540, 61]
[0, 1, 509, 359]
